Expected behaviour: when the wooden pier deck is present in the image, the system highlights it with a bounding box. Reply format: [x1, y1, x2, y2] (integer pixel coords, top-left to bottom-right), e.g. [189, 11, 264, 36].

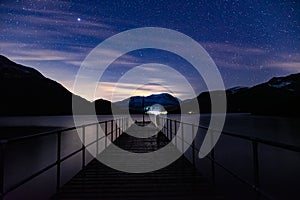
[52, 122, 223, 200]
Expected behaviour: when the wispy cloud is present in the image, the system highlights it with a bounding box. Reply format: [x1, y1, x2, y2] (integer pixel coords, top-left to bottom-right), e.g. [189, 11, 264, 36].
[93, 63, 197, 101]
[61, 62, 198, 102]
[95, 81, 187, 102]
[1, 0, 299, 101]
[0, 2, 125, 41]
[202, 42, 300, 73]
[0, 42, 85, 71]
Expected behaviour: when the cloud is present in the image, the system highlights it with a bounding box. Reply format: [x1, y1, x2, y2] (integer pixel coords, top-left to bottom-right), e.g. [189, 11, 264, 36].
[95, 82, 187, 102]
[266, 61, 300, 72]
[0, 41, 139, 69]
[1, 1, 299, 100]
[201, 42, 300, 73]
[202, 42, 267, 55]
[0, 42, 85, 68]
[0, 2, 127, 42]
[63, 62, 199, 102]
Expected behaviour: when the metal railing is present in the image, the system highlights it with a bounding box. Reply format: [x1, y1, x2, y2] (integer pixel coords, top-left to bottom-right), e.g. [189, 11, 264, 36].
[0, 117, 128, 200]
[160, 117, 300, 200]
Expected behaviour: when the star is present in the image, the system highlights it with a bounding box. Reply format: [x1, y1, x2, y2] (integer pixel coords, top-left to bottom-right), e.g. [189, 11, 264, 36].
[0, 0, 298, 102]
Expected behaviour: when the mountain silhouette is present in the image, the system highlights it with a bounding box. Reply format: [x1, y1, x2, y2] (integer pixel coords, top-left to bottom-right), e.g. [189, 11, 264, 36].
[114, 93, 180, 114]
[182, 73, 300, 116]
[0, 55, 111, 115]
[1, 55, 299, 116]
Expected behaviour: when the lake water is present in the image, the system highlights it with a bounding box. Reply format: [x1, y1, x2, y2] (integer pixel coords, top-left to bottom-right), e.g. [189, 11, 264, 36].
[0, 114, 299, 199]
[1, 114, 300, 145]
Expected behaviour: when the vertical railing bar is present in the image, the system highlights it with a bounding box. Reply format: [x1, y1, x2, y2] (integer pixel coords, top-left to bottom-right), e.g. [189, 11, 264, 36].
[168, 119, 170, 139]
[211, 147, 216, 186]
[56, 132, 61, 191]
[111, 120, 113, 142]
[116, 119, 118, 138]
[0, 141, 6, 200]
[170, 120, 172, 140]
[169, 119, 171, 139]
[118, 119, 122, 137]
[166, 119, 168, 138]
[252, 141, 260, 191]
[181, 123, 184, 153]
[167, 118, 169, 136]
[168, 119, 170, 138]
[174, 120, 177, 147]
[169, 119, 171, 138]
[163, 118, 165, 134]
[115, 119, 117, 140]
[82, 126, 86, 169]
[123, 118, 125, 134]
[192, 124, 195, 167]
[162, 117, 164, 134]
[210, 130, 216, 186]
[117, 119, 119, 138]
[96, 123, 99, 157]
[105, 121, 107, 148]
[120, 118, 122, 136]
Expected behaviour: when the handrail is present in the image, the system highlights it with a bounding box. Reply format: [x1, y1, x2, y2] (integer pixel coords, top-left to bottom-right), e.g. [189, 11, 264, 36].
[0, 120, 111, 143]
[0, 117, 128, 200]
[168, 119, 300, 153]
[160, 117, 300, 200]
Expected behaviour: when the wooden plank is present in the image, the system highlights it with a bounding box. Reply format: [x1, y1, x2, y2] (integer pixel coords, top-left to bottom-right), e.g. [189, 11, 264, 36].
[52, 123, 223, 199]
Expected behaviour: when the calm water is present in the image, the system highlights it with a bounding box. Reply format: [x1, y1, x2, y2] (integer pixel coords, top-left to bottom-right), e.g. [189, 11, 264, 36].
[0, 114, 299, 199]
[1, 114, 300, 145]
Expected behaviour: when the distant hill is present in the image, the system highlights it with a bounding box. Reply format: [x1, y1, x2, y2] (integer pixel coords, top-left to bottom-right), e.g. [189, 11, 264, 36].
[0, 55, 111, 115]
[94, 99, 112, 115]
[233, 73, 300, 116]
[1, 55, 299, 117]
[182, 73, 300, 116]
[114, 93, 180, 114]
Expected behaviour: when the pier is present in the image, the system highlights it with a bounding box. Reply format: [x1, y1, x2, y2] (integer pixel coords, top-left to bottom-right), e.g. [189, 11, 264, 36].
[0, 117, 299, 199]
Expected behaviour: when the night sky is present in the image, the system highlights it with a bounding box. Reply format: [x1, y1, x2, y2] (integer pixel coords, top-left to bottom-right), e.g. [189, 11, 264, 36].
[0, 0, 299, 101]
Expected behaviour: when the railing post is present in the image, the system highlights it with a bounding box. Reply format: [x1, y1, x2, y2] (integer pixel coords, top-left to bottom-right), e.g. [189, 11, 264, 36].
[192, 124, 195, 167]
[123, 118, 125, 134]
[168, 119, 170, 139]
[96, 123, 99, 156]
[0, 141, 7, 200]
[210, 132, 216, 187]
[165, 119, 169, 137]
[211, 148, 216, 185]
[105, 121, 108, 147]
[174, 120, 177, 147]
[56, 132, 61, 192]
[120, 118, 122, 135]
[117, 119, 119, 138]
[181, 123, 184, 153]
[111, 120, 113, 141]
[122, 118, 124, 135]
[252, 141, 260, 190]
[115, 119, 118, 139]
[119, 119, 121, 136]
[162, 118, 165, 134]
[82, 126, 85, 169]
[170, 120, 172, 140]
